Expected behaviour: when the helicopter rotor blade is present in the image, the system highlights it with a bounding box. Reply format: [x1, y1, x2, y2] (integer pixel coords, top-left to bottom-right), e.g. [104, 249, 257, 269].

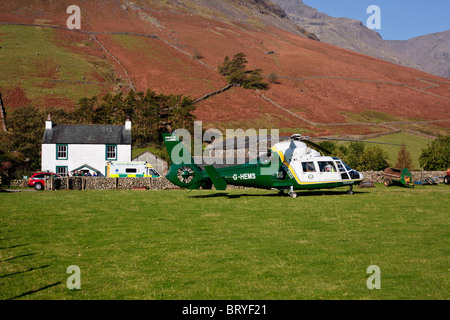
[302, 140, 333, 155]
[310, 137, 404, 146]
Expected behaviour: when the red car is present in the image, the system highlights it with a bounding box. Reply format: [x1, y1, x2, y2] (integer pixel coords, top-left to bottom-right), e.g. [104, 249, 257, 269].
[28, 172, 61, 190]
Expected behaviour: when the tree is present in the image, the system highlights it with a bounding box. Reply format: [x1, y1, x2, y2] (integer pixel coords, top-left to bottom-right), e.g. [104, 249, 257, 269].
[218, 53, 268, 90]
[218, 53, 247, 77]
[3, 105, 45, 173]
[0, 150, 24, 187]
[345, 141, 365, 169]
[242, 69, 268, 90]
[358, 145, 391, 171]
[419, 135, 450, 170]
[73, 96, 98, 124]
[395, 145, 413, 170]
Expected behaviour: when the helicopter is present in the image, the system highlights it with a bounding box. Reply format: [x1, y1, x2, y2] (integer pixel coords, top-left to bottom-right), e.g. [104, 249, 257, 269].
[162, 133, 398, 198]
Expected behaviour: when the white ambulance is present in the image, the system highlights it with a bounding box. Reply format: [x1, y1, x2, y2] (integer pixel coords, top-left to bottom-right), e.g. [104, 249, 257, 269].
[106, 162, 160, 178]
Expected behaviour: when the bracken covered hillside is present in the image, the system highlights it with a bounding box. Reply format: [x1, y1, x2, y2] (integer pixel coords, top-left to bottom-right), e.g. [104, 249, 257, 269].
[0, 0, 449, 137]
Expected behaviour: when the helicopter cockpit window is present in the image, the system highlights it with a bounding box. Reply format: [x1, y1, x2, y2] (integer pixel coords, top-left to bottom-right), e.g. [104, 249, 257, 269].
[335, 161, 346, 172]
[318, 161, 336, 173]
[335, 160, 350, 180]
[341, 161, 352, 172]
[302, 162, 316, 172]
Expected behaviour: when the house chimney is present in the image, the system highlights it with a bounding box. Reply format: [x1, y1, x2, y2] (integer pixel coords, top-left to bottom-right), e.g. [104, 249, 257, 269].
[45, 114, 53, 130]
[125, 116, 131, 131]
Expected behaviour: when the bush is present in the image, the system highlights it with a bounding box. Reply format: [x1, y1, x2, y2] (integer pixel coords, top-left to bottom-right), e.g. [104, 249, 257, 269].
[419, 135, 450, 170]
[341, 142, 390, 171]
[268, 72, 279, 84]
[192, 48, 203, 60]
[358, 145, 391, 171]
[345, 141, 365, 169]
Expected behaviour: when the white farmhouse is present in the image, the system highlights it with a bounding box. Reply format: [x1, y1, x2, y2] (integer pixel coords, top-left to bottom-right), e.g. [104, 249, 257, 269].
[41, 115, 132, 177]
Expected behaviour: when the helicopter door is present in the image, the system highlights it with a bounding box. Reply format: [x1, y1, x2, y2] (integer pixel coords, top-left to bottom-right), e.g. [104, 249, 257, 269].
[317, 161, 341, 182]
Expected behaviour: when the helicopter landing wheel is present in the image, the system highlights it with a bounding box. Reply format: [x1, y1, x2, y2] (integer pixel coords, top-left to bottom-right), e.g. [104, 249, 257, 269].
[347, 186, 354, 195]
[288, 186, 297, 198]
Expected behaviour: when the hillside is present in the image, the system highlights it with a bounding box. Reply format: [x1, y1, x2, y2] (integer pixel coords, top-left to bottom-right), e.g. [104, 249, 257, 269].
[271, 0, 421, 70]
[0, 0, 449, 139]
[386, 30, 450, 79]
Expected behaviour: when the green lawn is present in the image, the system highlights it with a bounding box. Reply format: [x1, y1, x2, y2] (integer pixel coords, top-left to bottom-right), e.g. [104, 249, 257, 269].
[0, 185, 448, 300]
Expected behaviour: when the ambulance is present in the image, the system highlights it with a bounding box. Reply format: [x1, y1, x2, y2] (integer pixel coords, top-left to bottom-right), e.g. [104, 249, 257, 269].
[106, 162, 160, 178]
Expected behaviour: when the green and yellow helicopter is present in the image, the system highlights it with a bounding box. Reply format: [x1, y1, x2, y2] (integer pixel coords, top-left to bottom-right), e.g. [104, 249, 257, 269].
[162, 133, 397, 198]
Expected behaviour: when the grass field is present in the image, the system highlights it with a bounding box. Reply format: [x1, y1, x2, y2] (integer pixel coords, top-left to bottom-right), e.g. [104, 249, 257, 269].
[0, 185, 448, 300]
[0, 25, 112, 108]
[365, 132, 433, 170]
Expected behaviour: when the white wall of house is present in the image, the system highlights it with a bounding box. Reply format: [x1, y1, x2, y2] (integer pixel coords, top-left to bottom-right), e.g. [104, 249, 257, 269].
[42, 144, 131, 176]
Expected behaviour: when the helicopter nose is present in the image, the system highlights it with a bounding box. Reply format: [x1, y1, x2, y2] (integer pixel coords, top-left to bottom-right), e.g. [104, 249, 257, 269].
[359, 172, 364, 180]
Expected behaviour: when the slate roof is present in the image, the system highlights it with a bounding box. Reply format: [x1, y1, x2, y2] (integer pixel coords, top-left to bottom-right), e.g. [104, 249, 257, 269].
[42, 124, 131, 145]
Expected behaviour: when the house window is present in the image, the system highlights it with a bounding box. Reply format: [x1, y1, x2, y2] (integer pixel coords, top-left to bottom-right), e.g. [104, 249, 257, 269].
[56, 166, 68, 176]
[106, 145, 117, 160]
[56, 144, 68, 160]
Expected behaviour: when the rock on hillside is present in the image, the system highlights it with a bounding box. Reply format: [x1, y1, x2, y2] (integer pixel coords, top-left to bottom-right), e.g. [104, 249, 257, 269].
[271, 0, 421, 70]
[160, 0, 301, 35]
[386, 30, 450, 79]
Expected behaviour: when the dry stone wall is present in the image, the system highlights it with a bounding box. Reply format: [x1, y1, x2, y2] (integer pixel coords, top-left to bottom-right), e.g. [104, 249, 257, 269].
[360, 171, 447, 183]
[8, 171, 449, 190]
[44, 176, 177, 191]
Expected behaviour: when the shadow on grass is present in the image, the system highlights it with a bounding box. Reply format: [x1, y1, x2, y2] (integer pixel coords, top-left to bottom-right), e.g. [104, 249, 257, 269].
[0, 265, 49, 279]
[1, 253, 36, 262]
[7, 281, 62, 300]
[189, 190, 366, 199]
[0, 237, 20, 242]
[0, 243, 29, 250]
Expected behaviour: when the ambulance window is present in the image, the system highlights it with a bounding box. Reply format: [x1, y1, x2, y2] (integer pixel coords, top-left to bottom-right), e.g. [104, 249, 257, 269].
[302, 162, 316, 172]
[126, 168, 137, 173]
[318, 161, 336, 172]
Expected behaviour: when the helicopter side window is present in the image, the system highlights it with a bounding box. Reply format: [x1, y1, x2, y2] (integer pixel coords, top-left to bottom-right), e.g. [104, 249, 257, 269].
[302, 162, 316, 172]
[318, 161, 336, 173]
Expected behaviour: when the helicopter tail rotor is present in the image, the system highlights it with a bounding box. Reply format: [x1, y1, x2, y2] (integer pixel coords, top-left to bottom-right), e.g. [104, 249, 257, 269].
[163, 133, 208, 189]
